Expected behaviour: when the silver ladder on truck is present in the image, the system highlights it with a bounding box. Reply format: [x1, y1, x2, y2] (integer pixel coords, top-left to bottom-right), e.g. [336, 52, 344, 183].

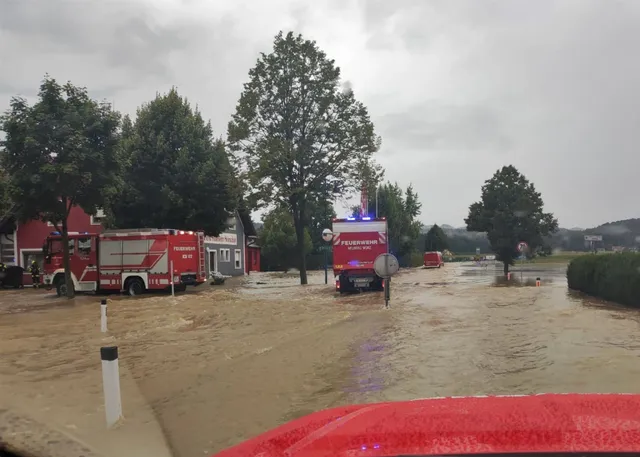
[197, 232, 206, 279]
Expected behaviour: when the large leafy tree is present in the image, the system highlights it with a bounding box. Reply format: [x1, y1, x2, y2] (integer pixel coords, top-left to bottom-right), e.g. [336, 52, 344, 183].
[424, 224, 449, 252]
[259, 207, 312, 271]
[465, 165, 558, 273]
[228, 31, 381, 284]
[107, 88, 237, 235]
[0, 76, 121, 297]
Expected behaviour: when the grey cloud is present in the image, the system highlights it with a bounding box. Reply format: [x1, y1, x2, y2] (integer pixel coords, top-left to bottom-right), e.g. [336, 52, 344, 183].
[377, 102, 512, 154]
[2, 0, 640, 227]
[1, 0, 198, 82]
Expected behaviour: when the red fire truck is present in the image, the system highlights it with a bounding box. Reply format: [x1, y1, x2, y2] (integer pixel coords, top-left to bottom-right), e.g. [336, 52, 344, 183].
[43, 228, 207, 296]
[332, 217, 389, 293]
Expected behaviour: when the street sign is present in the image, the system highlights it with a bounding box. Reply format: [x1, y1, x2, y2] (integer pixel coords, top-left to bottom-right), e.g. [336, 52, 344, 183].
[321, 228, 333, 242]
[584, 235, 602, 242]
[374, 253, 399, 279]
[475, 247, 481, 255]
[517, 241, 528, 253]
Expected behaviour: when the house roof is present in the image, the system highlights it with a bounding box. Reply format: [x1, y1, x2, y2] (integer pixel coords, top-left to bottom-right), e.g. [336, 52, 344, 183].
[238, 208, 257, 237]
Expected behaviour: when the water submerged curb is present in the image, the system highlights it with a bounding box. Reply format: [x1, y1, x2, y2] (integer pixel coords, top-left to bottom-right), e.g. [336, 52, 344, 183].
[0, 408, 102, 457]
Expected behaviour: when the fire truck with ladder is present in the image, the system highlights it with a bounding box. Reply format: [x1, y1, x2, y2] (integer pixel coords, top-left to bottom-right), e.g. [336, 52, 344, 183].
[43, 228, 207, 296]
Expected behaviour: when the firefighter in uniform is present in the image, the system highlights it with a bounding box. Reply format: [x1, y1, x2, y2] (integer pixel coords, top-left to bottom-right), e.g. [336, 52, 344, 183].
[29, 260, 41, 288]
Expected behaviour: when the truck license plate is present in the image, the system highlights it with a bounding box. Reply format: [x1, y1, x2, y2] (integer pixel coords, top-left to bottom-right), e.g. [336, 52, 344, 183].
[354, 278, 371, 285]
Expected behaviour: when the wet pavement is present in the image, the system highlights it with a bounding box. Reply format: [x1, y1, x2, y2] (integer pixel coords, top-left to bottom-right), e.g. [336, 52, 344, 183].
[1, 263, 640, 457]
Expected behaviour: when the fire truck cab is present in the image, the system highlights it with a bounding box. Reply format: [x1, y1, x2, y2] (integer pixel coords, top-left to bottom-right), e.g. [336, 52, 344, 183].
[43, 228, 207, 296]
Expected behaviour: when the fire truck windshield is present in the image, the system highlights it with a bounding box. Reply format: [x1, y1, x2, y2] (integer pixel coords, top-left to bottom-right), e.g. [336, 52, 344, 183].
[47, 239, 63, 255]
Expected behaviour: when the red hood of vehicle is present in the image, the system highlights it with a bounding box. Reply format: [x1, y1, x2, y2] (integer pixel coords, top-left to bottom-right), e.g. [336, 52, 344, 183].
[213, 394, 640, 457]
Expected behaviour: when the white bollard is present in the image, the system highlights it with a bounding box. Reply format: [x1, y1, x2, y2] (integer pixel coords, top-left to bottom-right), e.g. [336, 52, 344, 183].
[101, 346, 123, 428]
[170, 260, 175, 297]
[100, 299, 108, 333]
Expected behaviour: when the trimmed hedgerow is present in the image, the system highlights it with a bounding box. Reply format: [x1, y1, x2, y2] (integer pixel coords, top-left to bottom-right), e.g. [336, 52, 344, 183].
[567, 253, 640, 307]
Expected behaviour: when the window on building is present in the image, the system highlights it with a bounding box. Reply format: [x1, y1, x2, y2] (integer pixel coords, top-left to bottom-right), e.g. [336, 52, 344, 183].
[220, 249, 230, 262]
[234, 249, 242, 269]
[90, 208, 105, 225]
[77, 237, 92, 257]
[22, 251, 44, 271]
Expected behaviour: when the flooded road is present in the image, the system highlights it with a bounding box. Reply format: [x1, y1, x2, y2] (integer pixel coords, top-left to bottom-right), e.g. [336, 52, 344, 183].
[1, 263, 640, 457]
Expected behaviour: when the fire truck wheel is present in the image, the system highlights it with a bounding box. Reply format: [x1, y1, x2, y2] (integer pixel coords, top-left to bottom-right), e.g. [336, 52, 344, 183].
[126, 278, 145, 296]
[56, 281, 68, 297]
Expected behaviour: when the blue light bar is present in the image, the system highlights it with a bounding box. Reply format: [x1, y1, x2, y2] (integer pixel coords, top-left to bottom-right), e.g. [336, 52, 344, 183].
[347, 217, 356, 221]
[362, 217, 371, 221]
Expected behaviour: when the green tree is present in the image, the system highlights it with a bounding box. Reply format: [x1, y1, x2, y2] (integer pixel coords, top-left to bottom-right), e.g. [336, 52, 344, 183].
[0, 168, 13, 219]
[306, 195, 336, 254]
[107, 88, 237, 235]
[424, 224, 449, 252]
[354, 182, 422, 263]
[465, 165, 558, 274]
[0, 76, 121, 297]
[260, 207, 312, 271]
[228, 31, 380, 284]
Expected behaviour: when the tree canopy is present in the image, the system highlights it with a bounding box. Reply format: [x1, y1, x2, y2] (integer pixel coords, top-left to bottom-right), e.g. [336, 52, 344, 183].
[465, 165, 558, 273]
[356, 182, 422, 264]
[424, 224, 449, 252]
[228, 31, 381, 284]
[0, 76, 121, 297]
[106, 88, 237, 235]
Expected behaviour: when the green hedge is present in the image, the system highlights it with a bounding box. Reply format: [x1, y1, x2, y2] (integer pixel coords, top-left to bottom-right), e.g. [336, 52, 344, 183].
[567, 253, 640, 307]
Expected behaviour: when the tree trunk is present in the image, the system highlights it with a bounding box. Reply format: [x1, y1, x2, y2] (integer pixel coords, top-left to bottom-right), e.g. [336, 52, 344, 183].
[294, 218, 308, 285]
[61, 217, 75, 298]
[503, 261, 509, 275]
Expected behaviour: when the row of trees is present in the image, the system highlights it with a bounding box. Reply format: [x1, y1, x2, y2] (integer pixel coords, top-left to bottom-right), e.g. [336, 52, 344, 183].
[1, 28, 559, 287]
[0, 31, 390, 292]
[0, 81, 239, 296]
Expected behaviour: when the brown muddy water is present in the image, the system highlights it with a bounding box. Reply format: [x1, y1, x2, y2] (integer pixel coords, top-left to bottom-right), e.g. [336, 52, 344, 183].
[1, 263, 640, 457]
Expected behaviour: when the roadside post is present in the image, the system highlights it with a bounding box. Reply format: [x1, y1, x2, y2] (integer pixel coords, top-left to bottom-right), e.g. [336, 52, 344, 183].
[322, 229, 333, 285]
[170, 260, 175, 297]
[374, 253, 399, 309]
[100, 299, 108, 333]
[100, 346, 123, 428]
[517, 241, 528, 282]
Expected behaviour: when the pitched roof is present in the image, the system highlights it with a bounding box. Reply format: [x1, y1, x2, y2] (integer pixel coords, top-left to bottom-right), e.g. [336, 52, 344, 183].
[237, 208, 257, 237]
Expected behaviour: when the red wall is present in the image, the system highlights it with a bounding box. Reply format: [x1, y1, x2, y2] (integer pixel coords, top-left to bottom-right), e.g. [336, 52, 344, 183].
[17, 206, 102, 284]
[246, 246, 261, 273]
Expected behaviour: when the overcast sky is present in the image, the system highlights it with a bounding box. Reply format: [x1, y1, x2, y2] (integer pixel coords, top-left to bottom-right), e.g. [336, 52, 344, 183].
[1, 0, 638, 229]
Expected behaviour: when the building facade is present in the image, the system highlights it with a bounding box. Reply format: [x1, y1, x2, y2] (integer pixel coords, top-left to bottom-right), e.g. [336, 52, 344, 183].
[204, 213, 246, 277]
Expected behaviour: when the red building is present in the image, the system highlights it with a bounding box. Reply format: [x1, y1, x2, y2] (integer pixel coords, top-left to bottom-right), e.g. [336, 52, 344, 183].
[0, 206, 104, 285]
